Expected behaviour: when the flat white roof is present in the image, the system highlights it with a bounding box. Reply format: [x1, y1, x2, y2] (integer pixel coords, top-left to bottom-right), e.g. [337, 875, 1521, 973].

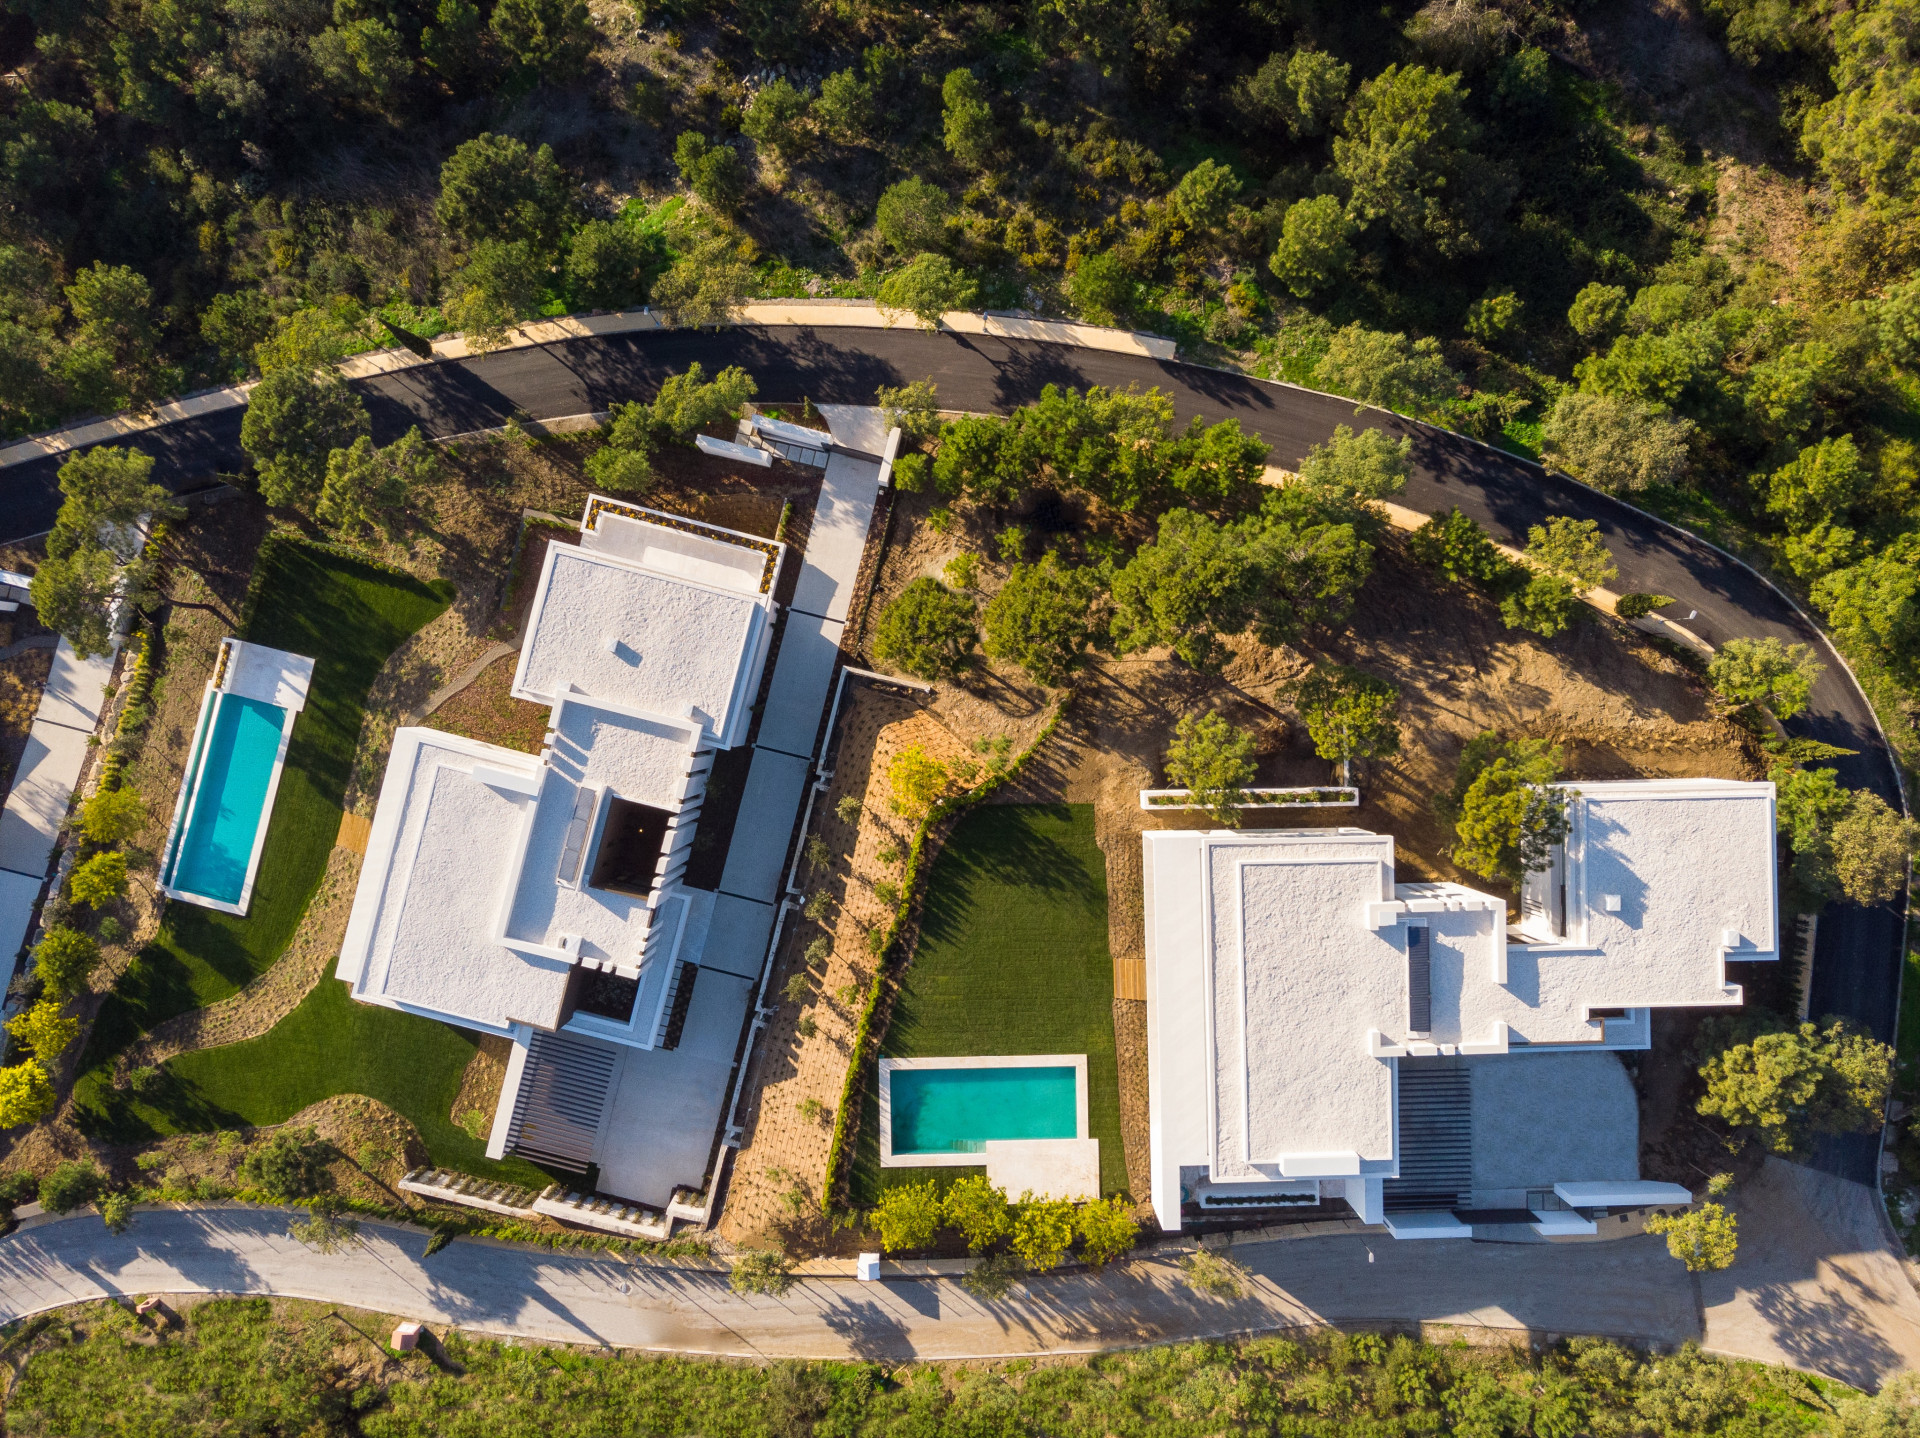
[580, 495, 781, 596]
[1145, 778, 1777, 1225]
[337, 729, 574, 1034]
[512, 542, 769, 746]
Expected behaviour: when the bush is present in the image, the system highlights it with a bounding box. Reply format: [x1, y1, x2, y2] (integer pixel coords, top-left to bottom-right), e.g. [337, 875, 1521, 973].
[872, 578, 977, 680]
[40, 1159, 105, 1214]
[1011, 1195, 1076, 1271]
[876, 254, 978, 332]
[1075, 1196, 1139, 1267]
[1614, 592, 1674, 620]
[1542, 391, 1694, 493]
[730, 1248, 795, 1295]
[240, 1127, 330, 1200]
[649, 362, 757, 438]
[0, 1064, 56, 1129]
[1408, 507, 1514, 587]
[872, 1179, 942, 1252]
[1645, 1203, 1738, 1272]
[1069, 251, 1137, 325]
[80, 786, 145, 845]
[69, 850, 127, 909]
[888, 744, 951, 818]
[980, 553, 1105, 686]
[1499, 571, 1582, 637]
[941, 1174, 1012, 1251]
[99, 1189, 135, 1235]
[874, 178, 952, 256]
[33, 928, 101, 1001]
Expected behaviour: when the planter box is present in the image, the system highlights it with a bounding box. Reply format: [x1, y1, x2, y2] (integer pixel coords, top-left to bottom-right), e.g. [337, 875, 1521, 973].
[1139, 786, 1360, 812]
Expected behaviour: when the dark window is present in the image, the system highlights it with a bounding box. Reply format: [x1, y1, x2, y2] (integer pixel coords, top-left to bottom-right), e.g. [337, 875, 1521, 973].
[588, 797, 673, 897]
[572, 967, 640, 1023]
[1407, 926, 1431, 1033]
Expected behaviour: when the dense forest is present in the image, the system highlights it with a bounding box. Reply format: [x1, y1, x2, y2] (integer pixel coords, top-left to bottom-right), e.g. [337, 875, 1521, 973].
[4, 0, 1920, 708]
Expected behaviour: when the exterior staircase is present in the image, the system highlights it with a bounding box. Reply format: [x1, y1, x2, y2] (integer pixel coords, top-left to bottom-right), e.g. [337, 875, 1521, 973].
[1383, 1059, 1473, 1213]
[504, 1030, 619, 1174]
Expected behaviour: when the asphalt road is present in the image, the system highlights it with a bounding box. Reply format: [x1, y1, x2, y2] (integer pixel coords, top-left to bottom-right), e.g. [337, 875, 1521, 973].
[0, 325, 1904, 1182]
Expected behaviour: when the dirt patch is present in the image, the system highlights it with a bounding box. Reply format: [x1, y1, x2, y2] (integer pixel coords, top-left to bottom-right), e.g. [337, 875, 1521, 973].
[422, 653, 549, 754]
[450, 1036, 512, 1141]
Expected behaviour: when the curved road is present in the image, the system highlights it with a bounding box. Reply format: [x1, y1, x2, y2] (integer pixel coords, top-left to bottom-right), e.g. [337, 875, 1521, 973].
[1, 325, 1905, 1182]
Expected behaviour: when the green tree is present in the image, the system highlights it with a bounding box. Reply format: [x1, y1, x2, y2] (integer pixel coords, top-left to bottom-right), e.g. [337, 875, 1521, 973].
[1500, 572, 1583, 637]
[29, 547, 124, 661]
[1240, 47, 1351, 137]
[1443, 734, 1569, 885]
[872, 577, 977, 680]
[34, 444, 180, 654]
[1812, 535, 1920, 663]
[1408, 507, 1513, 587]
[1878, 277, 1920, 370]
[1465, 291, 1523, 346]
[200, 292, 274, 374]
[1110, 509, 1253, 672]
[1542, 392, 1694, 494]
[648, 362, 757, 437]
[1170, 158, 1241, 230]
[311, 18, 410, 107]
[436, 134, 569, 251]
[585, 402, 655, 493]
[240, 1127, 330, 1199]
[729, 1249, 795, 1295]
[981, 553, 1104, 686]
[443, 239, 546, 352]
[817, 68, 877, 143]
[874, 177, 952, 256]
[941, 1175, 1013, 1251]
[1644, 1203, 1739, 1272]
[1164, 711, 1258, 824]
[1334, 64, 1507, 258]
[254, 308, 358, 377]
[1269, 195, 1357, 298]
[422, 0, 488, 83]
[241, 369, 370, 509]
[33, 927, 101, 1001]
[1800, 0, 1920, 207]
[1826, 792, 1919, 906]
[649, 232, 755, 327]
[66, 262, 159, 399]
[743, 77, 813, 163]
[1767, 434, 1871, 531]
[1075, 1196, 1138, 1267]
[566, 220, 655, 310]
[931, 415, 1013, 503]
[1316, 323, 1460, 418]
[1697, 1018, 1894, 1154]
[877, 254, 977, 332]
[81, 786, 145, 845]
[1567, 283, 1628, 341]
[942, 69, 994, 169]
[873, 1180, 942, 1252]
[673, 134, 746, 214]
[1293, 665, 1401, 783]
[1069, 251, 1136, 325]
[488, 0, 591, 81]
[0, 1062, 55, 1128]
[318, 428, 439, 535]
[1011, 1195, 1076, 1271]
[1706, 636, 1821, 720]
[69, 850, 127, 908]
[1828, 1370, 1920, 1436]
[6, 999, 79, 1068]
[1525, 515, 1618, 590]
[1288, 424, 1409, 526]
[876, 379, 939, 440]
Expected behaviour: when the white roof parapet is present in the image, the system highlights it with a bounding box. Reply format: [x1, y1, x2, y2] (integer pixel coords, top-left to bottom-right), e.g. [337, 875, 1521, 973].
[694, 433, 773, 467]
[1555, 1180, 1694, 1208]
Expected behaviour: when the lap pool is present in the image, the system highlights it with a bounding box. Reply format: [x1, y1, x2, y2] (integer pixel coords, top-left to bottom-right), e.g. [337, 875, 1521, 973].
[158, 639, 314, 916]
[879, 1055, 1089, 1165]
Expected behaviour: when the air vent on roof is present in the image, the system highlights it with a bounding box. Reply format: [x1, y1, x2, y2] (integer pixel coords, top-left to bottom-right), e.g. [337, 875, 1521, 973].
[1407, 925, 1432, 1034]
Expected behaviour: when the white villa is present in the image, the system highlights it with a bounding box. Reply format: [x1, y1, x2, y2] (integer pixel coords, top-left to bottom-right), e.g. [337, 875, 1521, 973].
[1143, 778, 1778, 1238]
[336, 496, 791, 1221]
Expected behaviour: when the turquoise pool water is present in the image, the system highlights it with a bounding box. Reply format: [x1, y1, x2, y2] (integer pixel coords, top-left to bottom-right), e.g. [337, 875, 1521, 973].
[169, 693, 288, 905]
[889, 1065, 1078, 1155]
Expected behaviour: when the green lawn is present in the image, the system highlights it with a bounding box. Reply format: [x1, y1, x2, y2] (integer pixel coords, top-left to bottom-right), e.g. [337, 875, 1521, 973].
[156, 977, 550, 1187]
[74, 539, 453, 1141]
[849, 803, 1125, 1205]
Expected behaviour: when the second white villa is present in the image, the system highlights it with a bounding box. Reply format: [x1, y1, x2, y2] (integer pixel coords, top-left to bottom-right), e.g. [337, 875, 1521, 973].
[336, 496, 793, 1229]
[1143, 778, 1778, 1238]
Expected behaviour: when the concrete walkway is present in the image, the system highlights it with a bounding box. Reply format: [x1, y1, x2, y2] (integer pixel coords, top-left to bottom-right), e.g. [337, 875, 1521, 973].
[0, 1206, 1701, 1361]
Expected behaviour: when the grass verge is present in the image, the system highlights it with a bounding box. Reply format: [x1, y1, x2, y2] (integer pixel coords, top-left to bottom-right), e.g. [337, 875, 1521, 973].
[847, 802, 1124, 1207]
[74, 538, 453, 1141]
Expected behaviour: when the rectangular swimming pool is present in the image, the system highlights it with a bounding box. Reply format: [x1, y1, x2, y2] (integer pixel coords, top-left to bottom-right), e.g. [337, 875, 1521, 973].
[879, 1055, 1088, 1165]
[158, 640, 313, 916]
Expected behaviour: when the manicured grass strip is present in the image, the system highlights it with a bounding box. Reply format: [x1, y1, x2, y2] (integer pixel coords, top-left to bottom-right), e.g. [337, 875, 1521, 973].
[75, 539, 452, 1140]
[154, 975, 549, 1186]
[847, 803, 1123, 1206]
